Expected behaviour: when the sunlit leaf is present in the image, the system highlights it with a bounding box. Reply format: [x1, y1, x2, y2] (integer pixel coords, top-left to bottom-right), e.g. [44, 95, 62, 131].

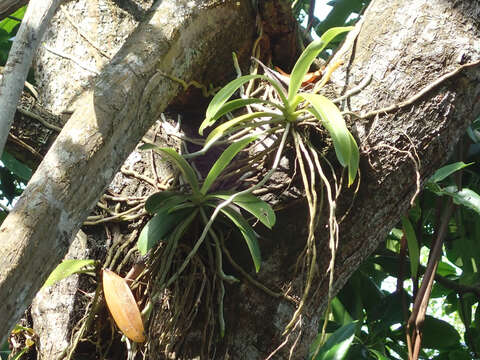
[206, 98, 271, 123]
[201, 136, 257, 194]
[217, 205, 261, 272]
[439, 186, 480, 215]
[401, 216, 419, 279]
[211, 192, 276, 229]
[331, 297, 353, 325]
[428, 162, 473, 183]
[201, 75, 266, 134]
[288, 27, 353, 103]
[301, 93, 352, 167]
[205, 112, 279, 147]
[0, 6, 26, 34]
[42, 259, 97, 289]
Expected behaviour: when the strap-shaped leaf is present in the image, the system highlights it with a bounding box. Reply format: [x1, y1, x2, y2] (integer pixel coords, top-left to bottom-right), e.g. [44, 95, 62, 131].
[145, 147, 200, 196]
[207, 98, 272, 123]
[201, 74, 266, 134]
[288, 27, 353, 103]
[218, 205, 262, 272]
[137, 209, 190, 255]
[205, 111, 279, 148]
[145, 191, 188, 214]
[43, 259, 97, 289]
[201, 74, 288, 135]
[211, 192, 276, 229]
[201, 136, 257, 194]
[301, 93, 352, 167]
[401, 216, 419, 279]
[347, 132, 359, 186]
[428, 161, 473, 183]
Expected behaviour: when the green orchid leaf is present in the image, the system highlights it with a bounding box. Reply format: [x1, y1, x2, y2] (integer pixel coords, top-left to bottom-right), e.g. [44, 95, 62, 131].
[43, 259, 97, 289]
[428, 161, 473, 183]
[347, 132, 359, 186]
[218, 205, 261, 272]
[211, 192, 276, 229]
[288, 26, 353, 103]
[201, 74, 288, 135]
[141, 146, 200, 196]
[201, 136, 257, 194]
[401, 216, 420, 279]
[145, 191, 188, 214]
[301, 93, 352, 167]
[137, 209, 190, 255]
[205, 111, 279, 147]
[201, 74, 266, 135]
[207, 98, 272, 123]
[308, 321, 357, 360]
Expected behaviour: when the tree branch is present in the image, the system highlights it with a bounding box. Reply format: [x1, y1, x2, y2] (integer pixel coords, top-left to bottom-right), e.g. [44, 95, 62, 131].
[0, 0, 61, 155]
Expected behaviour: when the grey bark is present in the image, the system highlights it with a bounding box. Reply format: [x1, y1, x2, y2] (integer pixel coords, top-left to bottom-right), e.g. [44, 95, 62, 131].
[0, 0, 62, 155]
[214, 0, 480, 358]
[0, 0, 255, 345]
[3, 0, 480, 358]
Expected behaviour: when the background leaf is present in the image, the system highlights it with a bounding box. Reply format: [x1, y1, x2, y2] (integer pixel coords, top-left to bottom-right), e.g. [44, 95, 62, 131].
[309, 321, 357, 360]
[428, 162, 473, 183]
[401, 216, 419, 279]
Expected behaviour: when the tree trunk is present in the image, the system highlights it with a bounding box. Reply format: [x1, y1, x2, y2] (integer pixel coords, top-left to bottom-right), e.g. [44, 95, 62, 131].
[2, 0, 480, 359]
[0, 0, 255, 346]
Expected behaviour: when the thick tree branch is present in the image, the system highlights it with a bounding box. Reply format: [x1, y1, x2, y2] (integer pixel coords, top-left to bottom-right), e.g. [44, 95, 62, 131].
[0, 0, 61, 155]
[0, 0, 255, 344]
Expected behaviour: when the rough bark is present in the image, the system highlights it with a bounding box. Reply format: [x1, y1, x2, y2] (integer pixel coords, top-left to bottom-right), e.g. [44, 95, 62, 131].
[3, 0, 480, 359]
[0, 0, 255, 345]
[215, 0, 480, 358]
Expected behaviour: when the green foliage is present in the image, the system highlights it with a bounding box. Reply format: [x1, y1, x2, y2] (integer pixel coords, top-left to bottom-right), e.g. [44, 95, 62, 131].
[0, 152, 30, 205]
[139, 139, 274, 272]
[42, 259, 97, 289]
[401, 216, 419, 279]
[200, 26, 359, 185]
[0, 7, 25, 66]
[309, 321, 358, 360]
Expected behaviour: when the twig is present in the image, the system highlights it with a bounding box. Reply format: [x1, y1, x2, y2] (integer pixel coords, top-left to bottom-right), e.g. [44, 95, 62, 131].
[43, 44, 100, 74]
